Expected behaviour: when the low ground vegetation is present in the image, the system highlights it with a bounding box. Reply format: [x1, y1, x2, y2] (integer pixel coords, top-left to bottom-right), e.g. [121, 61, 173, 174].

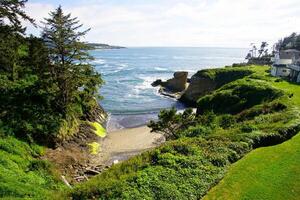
[0, 135, 66, 199]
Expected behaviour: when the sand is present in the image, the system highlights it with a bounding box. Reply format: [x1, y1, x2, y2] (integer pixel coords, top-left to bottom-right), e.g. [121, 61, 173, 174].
[90, 126, 165, 167]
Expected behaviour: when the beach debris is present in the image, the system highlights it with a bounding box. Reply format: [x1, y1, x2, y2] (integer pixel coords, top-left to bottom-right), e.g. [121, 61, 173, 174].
[85, 168, 100, 175]
[61, 175, 72, 188]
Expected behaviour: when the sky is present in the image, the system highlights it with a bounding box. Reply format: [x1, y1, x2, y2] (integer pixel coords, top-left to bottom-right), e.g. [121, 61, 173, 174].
[24, 0, 300, 47]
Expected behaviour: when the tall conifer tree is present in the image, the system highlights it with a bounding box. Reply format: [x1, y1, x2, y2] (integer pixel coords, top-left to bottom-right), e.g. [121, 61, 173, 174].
[42, 6, 103, 115]
[0, 0, 34, 80]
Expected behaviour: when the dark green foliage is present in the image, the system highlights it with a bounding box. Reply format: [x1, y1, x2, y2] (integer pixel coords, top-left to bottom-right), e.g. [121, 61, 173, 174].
[0, 0, 34, 32]
[237, 102, 287, 122]
[252, 124, 300, 148]
[240, 123, 258, 133]
[0, 4, 103, 143]
[276, 32, 300, 51]
[197, 79, 283, 114]
[0, 2, 105, 197]
[182, 125, 211, 138]
[41, 6, 103, 116]
[219, 114, 236, 129]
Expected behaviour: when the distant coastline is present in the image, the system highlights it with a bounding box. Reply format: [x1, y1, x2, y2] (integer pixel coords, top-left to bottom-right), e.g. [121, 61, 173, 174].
[88, 42, 126, 49]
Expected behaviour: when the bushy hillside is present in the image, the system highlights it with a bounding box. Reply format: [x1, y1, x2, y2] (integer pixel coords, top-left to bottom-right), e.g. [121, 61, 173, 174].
[65, 65, 300, 199]
[0, 135, 65, 199]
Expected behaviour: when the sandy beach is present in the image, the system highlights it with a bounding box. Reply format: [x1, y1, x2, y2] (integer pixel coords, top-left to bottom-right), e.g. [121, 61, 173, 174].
[90, 126, 165, 167]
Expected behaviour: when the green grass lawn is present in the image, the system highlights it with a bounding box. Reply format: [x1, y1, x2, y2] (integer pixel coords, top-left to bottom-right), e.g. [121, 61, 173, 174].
[203, 132, 300, 200]
[203, 66, 300, 200]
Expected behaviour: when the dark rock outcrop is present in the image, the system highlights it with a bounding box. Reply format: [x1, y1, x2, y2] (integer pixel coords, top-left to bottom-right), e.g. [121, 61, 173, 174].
[152, 71, 188, 93]
[152, 71, 188, 99]
[151, 79, 164, 87]
[167, 71, 188, 92]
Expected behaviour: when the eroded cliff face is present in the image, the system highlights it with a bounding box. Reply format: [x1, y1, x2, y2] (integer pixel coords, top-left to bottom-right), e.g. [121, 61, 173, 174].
[85, 102, 108, 126]
[45, 101, 108, 183]
[179, 75, 217, 106]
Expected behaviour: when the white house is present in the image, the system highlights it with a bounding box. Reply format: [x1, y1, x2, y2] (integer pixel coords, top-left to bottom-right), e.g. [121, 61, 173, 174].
[271, 49, 300, 83]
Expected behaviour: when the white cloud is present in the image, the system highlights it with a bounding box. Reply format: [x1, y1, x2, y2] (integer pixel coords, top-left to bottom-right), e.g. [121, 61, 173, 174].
[25, 0, 300, 47]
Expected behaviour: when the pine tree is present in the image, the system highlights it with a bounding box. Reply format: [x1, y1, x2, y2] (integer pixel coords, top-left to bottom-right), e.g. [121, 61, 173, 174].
[0, 0, 34, 32]
[0, 0, 34, 80]
[41, 6, 103, 115]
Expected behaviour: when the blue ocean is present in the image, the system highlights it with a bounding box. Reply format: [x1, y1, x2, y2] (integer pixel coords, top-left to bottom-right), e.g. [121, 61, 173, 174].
[90, 47, 247, 131]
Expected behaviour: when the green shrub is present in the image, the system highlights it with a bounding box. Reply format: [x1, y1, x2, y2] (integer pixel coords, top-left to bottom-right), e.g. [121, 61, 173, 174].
[182, 125, 211, 138]
[219, 114, 236, 129]
[240, 123, 258, 133]
[197, 79, 283, 114]
[28, 160, 52, 172]
[237, 102, 287, 122]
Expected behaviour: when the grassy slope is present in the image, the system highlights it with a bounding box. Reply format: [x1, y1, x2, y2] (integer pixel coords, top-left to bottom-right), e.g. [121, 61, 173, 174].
[0, 136, 66, 199]
[203, 66, 300, 200]
[203, 132, 300, 200]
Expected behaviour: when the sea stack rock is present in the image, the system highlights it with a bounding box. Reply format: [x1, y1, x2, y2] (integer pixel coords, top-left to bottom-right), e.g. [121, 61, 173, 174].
[151, 71, 188, 99]
[152, 71, 188, 92]
[166, 71, 188, 92]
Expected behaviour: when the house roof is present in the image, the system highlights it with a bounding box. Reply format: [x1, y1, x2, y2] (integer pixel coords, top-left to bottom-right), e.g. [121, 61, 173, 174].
[282, 49, 300, 53]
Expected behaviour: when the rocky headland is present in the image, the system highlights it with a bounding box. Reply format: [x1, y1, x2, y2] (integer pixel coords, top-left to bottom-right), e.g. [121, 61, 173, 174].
[88, 43, 126, 49]
[152, 67, 253, 106]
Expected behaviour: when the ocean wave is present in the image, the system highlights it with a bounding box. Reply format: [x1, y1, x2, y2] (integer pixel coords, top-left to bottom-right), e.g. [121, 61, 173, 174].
[172, 56, 185, 60]
[200, 56, 244, 60]
[139, 56, 151, 59]
[92, 58, 106, 65]
[134, 76, 157, 91]
[103, 66, 134, 76]
[154, 67, 168, 71]
[118, 63, 128, 67]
